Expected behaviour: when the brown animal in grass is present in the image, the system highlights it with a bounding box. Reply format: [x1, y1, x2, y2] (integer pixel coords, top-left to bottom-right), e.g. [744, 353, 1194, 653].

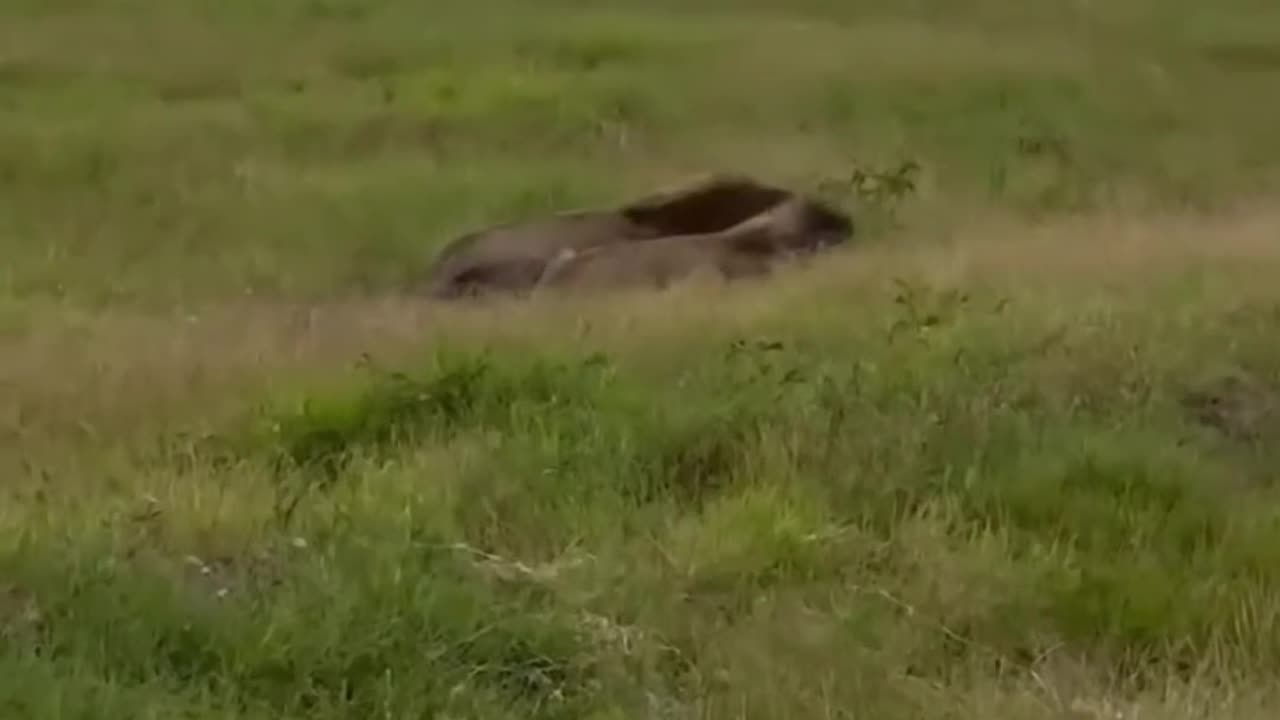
[533, 196, 849, 293]
[419, 173, 843, 300]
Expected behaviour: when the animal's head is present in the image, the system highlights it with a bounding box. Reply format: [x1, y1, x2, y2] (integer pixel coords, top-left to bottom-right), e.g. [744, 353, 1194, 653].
[764, 196, 854, 254]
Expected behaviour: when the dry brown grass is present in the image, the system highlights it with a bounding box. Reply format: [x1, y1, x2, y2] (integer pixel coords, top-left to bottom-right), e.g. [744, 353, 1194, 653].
[7, 202, 1279, 455]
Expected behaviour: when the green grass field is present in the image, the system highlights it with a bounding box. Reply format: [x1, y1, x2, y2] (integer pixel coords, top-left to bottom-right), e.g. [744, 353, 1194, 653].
[5, 1, 1280, 717]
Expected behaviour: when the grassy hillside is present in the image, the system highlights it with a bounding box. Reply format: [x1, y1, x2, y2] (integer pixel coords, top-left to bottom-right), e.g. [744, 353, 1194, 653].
[4, 1, 1280, 718]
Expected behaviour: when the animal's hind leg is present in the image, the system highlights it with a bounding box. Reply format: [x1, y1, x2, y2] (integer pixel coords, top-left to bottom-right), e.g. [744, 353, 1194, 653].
[532, 248, 578, 292]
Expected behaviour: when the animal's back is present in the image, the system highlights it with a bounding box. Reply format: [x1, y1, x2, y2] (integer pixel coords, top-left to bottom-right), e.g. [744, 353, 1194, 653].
[426, 210, 660, 297]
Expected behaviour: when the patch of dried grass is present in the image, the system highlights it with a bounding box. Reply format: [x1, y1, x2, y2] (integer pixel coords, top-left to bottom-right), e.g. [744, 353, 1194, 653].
[6, 203, 1280, 457]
